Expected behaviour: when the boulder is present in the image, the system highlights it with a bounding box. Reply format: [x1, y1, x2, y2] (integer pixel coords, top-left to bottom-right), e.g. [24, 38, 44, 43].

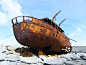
[20, 56, 39, 64]
[0, 53, 6, 61]
[71, 53, 82, 60]
[64, 61, 78, 65]
[4, 53, 20, 61]
[60, 54, 72, 61]
[42, 57, 65, 65]
[0, 61, 8, 65]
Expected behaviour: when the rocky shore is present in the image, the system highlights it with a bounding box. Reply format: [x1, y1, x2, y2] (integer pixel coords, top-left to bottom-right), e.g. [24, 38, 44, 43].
[0, 45, 86, 65]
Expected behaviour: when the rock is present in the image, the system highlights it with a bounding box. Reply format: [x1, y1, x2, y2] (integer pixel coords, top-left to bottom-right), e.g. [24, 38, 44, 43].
[64, 61, 78, 65]
[0, 45, 7, 53]
[71, 53, 82, 60]
[60, 53, 82, 61]
[20, 56, 39, 64]
[77, 53, 86, 60]
[0, 61, 8, 65]
[36, 63, 43, 65]
[0, 45, 17, 55]
[0, 53, 6, 61]
[80, 56, 86, 60]
[42, 57, 65, 65]
[16, 62, 26, 65]
[60, 54, 72, 61]
[74, 60, 86, 65]
[77, 53, 85, 56]
[6, 45, 17, 51]
[6, 61, 17, 65]
[39, 55, 47, 60]
[60, 58, 67, 62]
[4, 53, 20, 61]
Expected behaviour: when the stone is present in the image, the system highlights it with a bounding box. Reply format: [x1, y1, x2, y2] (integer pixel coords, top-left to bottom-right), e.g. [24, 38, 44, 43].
[6, 61, 17, 65]
[16, 62, 26, 65]
[74, 60, 86, 65]
[4, 53, 20, 61]
[64, 61, 78, 65]
[20, 56, 39, 64]
[71, 53, 82, 60]
[77, 53, 86, 60]
[0, 61, 8, 65]
[42, 57, 65, 65]
[6, 45, 17, 51]
[80, 56, 86, 60]
[60, 54, 72, 61]
[0, 45, 7, 53]
[0, 53, 6, 61]
[37, 63, 43, 65]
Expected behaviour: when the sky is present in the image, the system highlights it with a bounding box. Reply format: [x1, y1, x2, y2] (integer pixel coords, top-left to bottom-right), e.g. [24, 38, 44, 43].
[0, 0, 86, 46]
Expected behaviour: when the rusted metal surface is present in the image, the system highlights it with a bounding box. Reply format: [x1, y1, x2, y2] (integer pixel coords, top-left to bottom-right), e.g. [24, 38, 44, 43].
[11, 12, 72, 55]
[52, 10, 61, 22]
[59, 18, 66, 26]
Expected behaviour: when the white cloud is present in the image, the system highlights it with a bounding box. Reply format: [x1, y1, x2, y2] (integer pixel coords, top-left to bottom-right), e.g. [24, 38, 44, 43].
[77, 27, 82, 32]
[0, 36, 22, 47]
[0, 0, 23, 46]
[0, 12, 7, 25]
[69, 27, 82, 37]
[69, 24, 86, 46]
[82, 24, 86, 29]
[0, 0, 23, 25]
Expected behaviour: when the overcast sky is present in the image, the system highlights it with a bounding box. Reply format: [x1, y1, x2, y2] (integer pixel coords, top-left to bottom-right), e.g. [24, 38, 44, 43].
[0, 0, 86, 46]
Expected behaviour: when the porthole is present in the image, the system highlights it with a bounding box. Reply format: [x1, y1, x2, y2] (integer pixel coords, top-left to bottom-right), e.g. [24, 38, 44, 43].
[53, 33, 55, 37]
[59, 36, 60, 38]
[40, 29, 42, 32]
[56, 34, 57, 37]
[57, 31, 59, 34]
[57, 27, 58, 29]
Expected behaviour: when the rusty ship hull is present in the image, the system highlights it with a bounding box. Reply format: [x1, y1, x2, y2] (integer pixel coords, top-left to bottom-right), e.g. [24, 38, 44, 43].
[12, 15, 72, 55]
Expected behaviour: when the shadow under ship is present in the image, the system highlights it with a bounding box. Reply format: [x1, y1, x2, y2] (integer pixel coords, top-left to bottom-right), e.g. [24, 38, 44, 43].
[11, 10, 73, 56]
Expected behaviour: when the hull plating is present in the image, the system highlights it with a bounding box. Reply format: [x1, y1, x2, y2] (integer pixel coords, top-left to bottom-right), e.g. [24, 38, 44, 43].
[13, 21, 71, 53]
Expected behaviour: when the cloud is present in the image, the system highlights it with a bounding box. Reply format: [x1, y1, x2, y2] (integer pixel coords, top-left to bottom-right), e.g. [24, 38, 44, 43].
[81, 24, 86, 29]
[0, 0, 23, 25]
[0, 12, 7, 25]
[0, 0, 23, 46]
[69, 24, 86, 46]
[0, 36, 22, 47]
[69, 27, 82, 37]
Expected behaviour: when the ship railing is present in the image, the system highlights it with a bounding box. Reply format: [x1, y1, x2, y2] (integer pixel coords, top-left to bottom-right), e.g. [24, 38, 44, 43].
[11, 16, 33, 25]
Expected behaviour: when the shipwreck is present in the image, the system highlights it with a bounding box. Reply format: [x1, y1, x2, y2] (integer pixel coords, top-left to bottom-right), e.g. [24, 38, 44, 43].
[11, 10, 75, 57]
